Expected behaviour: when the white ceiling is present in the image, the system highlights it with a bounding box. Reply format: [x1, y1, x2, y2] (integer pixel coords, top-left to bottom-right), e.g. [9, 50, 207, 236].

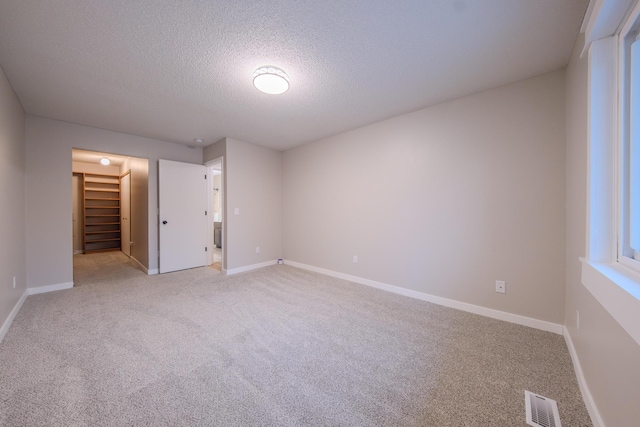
[0, 0, 588, 151]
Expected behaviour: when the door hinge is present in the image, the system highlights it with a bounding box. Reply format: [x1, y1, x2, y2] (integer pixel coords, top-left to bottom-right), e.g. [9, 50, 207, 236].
[205, 210, 207, 215]
[205, 174, 207, 179]
[205, 247, 208, 252]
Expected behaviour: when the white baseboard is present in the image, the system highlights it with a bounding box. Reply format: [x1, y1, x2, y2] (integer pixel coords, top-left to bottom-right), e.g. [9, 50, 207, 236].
[27, 282, 74, 295]
[226, 260, 278, 276]
[148, 269, 158, 275]
[285, 260, 564, 335]
[563, 328, 605, 427]
[129, 256, 158, 276]
[2, 281, 75, 343]
[0, 290, 28, 344]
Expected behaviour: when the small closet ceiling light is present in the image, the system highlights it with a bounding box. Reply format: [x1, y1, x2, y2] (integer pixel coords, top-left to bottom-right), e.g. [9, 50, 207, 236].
[100, 157, 110, 166]
[253, 66, 289, 95]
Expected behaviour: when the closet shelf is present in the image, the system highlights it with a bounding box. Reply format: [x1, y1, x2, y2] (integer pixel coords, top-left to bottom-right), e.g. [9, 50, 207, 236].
[85, 222, 120, 225]
[85, 230, 121, 235]
[84, 176, 119, 182]
[85, 188, 119, 192]
[85, 237, 121, 243]
[82, 172, 121, 253]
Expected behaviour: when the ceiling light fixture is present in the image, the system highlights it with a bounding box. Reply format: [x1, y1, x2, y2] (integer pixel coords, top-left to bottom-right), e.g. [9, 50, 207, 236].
[194, 138, 204, 144]
[253, 66, 290, 95]
[100, 157, 110, 166]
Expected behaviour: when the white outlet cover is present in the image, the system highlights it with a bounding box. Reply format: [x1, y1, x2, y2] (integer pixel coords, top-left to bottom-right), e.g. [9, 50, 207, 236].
[234, 208, 239, 215]
[353, 255, 358, 263]
[496, 280, 506, 293]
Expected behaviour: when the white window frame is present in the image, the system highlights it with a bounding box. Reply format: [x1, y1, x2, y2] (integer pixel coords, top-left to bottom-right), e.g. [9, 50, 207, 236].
[581, 0, 640, 347]
[618, 7, 640, 272]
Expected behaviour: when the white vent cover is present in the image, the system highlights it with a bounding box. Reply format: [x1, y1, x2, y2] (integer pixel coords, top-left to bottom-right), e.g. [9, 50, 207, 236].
[525, 391, 562, 427]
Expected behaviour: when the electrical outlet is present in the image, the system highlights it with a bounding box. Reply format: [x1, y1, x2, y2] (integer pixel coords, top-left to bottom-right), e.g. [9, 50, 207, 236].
[576, 310, 580, 330]
[353, 255, 358, 264]
[256, 246, 260, 254]
[495, 280, 506, 294]
[13, 276, 16, 289]
[234, 208, 240, 215]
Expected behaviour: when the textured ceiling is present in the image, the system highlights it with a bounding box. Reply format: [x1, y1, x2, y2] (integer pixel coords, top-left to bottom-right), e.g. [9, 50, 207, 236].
[0, 0, 588, 151]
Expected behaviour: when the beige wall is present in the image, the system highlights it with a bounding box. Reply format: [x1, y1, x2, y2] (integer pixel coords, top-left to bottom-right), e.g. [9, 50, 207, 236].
[0, 66, 26, 335]
[25, 116, 202, 288]
[564, 34, 640, 427]
[205, 137, 283, 272]
[203, 138, 226, 164]
[226, 138, 282, 270]
[283, 70, 566, 324]
[127, 156, 149, 268]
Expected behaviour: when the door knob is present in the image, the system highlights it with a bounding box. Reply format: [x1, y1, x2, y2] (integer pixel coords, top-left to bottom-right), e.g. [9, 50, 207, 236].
[162, 220, 168, 225]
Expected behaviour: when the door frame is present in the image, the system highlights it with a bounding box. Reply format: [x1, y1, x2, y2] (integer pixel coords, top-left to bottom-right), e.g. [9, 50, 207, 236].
[205, 157, 224, 270]
[120, 170, 131, 256]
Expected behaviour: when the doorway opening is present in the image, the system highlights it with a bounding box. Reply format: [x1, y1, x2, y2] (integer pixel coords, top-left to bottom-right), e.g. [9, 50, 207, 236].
[71, 149, 149, 286]
[206, 158, 224, 271]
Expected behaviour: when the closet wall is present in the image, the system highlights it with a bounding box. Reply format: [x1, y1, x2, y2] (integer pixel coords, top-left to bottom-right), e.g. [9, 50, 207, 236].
[119, 156, 149, 267]
[73, 161, 119, 175]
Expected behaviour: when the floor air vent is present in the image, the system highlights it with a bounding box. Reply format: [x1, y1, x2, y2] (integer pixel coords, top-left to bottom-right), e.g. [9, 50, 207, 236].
[525, 390, 562, 427]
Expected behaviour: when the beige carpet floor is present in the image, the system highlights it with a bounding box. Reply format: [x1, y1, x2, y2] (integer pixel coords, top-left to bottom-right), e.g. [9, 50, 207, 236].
[0, 257, 592, 426]
[73, 251, 147, 286]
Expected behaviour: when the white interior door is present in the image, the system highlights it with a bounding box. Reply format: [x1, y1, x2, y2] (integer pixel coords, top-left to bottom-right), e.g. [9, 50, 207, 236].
[159, 159, 207, 273]
[121, 172, 131, 256]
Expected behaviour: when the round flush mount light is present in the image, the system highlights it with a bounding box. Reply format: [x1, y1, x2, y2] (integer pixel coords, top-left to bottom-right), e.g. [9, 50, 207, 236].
[253, 66, 289, 95]
[193, 138, 204, 144]
[100, 157, 110, 166]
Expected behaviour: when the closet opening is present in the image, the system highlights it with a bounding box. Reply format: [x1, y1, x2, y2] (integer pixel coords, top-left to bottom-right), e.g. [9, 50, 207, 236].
[71, 149, 149, 286]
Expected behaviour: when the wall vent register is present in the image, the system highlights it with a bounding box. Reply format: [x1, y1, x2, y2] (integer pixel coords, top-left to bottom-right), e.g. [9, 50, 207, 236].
[525, 390, 562, 427]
